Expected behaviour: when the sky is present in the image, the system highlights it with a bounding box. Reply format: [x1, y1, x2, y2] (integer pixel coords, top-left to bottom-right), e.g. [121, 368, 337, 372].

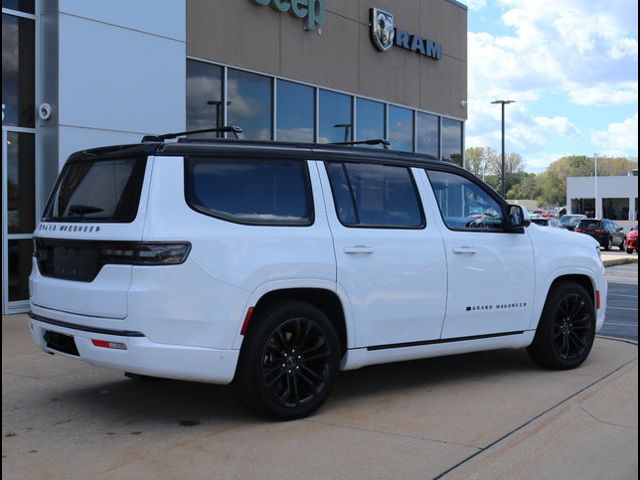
[460, 0, 638, 172]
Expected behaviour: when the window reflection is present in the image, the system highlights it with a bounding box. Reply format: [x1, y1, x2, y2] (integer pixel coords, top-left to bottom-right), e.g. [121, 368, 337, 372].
[8, 239, 32, 302]
[228, 69, 272, 140]
[416, 112, 439, 158]
[442, 118, 463, 166]
[389, 106, 413, 152]
[6, 132, 35, 234]
[356, 98, 384, 147]
[2, 13, 35, 127]
[186, 60, 223, 135]
[2, 0, 35, 13]
[277, 80, 314, 142]
[319, 90, 352, 143]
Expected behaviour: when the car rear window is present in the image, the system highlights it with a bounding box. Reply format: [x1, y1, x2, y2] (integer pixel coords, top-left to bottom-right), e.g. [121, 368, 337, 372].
[578, 220, 603, 230]
[43, 157, 147, 223]
[185, 158, 313, 226]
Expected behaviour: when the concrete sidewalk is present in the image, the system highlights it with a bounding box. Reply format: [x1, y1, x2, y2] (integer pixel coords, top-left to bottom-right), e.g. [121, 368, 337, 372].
[2, 314, 638, 480]
[601, 251, 638, 267]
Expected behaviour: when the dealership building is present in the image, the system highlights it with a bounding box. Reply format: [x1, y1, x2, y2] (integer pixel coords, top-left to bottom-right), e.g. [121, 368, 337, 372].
[2, 0, 468, 313]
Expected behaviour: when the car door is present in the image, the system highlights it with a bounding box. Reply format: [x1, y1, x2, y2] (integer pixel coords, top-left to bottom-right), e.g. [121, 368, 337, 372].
[425, 168, 535, 339]
[316, 160, 447, 349]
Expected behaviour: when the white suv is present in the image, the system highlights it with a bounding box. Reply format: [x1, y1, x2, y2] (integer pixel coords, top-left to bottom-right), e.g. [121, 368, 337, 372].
[29, 138, 607, 419]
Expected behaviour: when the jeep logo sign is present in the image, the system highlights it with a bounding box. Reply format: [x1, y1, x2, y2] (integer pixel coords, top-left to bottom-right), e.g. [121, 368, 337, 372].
[370, 8, 443, 60]
[251, 0, 326, 31]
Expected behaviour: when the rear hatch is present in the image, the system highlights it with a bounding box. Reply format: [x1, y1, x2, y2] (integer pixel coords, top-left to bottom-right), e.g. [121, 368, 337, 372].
[576, 220, 604, 234]
[32, 154, 151, 319]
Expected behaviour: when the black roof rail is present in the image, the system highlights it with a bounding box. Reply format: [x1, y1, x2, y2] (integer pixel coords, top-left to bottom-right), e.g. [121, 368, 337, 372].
[331, 139, 391, 150]
[142, 126, 243, 143]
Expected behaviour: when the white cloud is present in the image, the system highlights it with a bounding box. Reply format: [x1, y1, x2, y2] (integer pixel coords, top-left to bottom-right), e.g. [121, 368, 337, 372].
[466, 0, 638, 169]
[569, 82, 638, 106]
[461, 0, 487, 12]
[591, 113, 639, 152]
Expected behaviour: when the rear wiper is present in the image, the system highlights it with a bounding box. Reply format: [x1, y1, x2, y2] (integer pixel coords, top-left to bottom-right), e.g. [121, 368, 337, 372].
[68, 205, 104, 216]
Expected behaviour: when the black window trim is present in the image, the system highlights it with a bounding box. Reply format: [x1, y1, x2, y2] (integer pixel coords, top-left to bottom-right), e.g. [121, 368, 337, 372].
[184, 155, 316, 227]
[323, 160, 427, 231]
[424, 166, 518, 234]
[41, 155, 148, 224]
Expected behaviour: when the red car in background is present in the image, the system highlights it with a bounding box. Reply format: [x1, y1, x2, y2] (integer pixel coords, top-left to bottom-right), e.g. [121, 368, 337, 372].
[627, 226, 638, 254]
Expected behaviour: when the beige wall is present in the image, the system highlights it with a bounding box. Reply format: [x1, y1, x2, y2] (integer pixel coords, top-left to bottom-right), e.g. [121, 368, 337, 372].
[187, 0, 467, 120]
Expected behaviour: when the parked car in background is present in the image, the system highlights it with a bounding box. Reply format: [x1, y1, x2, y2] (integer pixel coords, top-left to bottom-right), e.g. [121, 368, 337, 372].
[559, 214, 587, 231]
[575, 219, 627, 251]
[626, 226, 638, 254]
[531, 217, 562, 228]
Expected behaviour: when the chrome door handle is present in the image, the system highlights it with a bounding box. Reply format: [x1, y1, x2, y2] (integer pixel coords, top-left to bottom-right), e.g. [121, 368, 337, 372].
[343, 245, 374, 254]
[452, 247, 477, 255]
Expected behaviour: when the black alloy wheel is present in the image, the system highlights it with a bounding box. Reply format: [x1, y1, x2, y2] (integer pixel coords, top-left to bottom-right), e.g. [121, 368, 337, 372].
[551, 293, 593, 362]
[260, 317, 333, 409]
[528, 281, 596, 370]
[235, 302, 340, 420]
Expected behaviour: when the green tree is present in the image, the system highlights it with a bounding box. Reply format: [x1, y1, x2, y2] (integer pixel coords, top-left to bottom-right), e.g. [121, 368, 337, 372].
[506, 173, 540, 200]
[537, 155, 638, 206]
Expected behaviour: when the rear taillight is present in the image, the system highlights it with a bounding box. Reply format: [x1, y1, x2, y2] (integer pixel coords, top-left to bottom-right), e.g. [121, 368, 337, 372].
[575, 227, 582, 232]
[101, 242, 191, 265]
[594, 229, 605, 235]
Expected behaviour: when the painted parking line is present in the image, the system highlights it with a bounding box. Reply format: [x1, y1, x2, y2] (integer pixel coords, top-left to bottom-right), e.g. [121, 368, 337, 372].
[608, 294, 638, 298]
[607, 306, 638, 312]
[603, 322, 638, 328]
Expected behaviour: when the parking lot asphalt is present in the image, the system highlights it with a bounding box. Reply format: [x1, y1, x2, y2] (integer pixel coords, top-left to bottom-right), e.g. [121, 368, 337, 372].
[2, 313, 638, 480]
[600, 262, 638, 341]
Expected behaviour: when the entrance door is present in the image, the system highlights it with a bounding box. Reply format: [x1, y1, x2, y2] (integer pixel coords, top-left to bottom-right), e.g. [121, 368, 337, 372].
[2, 5, 37, 314]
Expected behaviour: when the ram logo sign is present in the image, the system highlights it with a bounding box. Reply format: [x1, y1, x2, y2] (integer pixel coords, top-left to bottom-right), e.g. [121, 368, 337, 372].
[369, 7, 443, 60]
[370, 8, 395, 52]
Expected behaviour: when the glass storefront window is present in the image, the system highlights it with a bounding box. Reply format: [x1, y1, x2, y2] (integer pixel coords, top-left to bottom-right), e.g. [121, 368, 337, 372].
[356, 98, 384, 147]
[416, 112, 439, 158]
[388, 106, 413, 152]
[276, 80, 314, 142]
[603, 198, 630, 221]
[2, 13, 35, 127]
[319, 90, 352, 143]
[8, 239, 32, 302]
[186, 60, 224, 135]
[6, 132, 35, 233]
[441, 118, 463, 166]
[227, 69, 273, 140]
[2, 0, 34, 13]
[571, 198, 596, 218]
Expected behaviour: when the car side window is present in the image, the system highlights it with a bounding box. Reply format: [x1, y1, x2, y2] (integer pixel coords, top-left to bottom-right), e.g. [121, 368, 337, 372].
[185, 158, 314, 226]
[325, 162, 425, 229]
[427, 170, 505, 231]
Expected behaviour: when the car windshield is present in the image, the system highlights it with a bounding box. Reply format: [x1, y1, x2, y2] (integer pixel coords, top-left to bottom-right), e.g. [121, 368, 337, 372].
[560, 216, 583, 227]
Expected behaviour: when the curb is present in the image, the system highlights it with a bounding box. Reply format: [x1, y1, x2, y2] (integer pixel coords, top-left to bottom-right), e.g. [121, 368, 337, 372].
[603, 256, 638, 267]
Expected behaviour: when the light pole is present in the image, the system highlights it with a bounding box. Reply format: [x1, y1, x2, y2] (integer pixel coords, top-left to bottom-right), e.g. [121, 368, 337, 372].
[593, 153, 599, 219]
[491, 100, 515, 197]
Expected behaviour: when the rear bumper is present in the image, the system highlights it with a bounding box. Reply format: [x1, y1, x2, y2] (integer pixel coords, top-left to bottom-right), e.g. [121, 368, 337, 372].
[29, 312, 239, 385]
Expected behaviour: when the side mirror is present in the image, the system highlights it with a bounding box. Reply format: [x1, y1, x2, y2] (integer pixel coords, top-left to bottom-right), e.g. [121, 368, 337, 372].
[509, 205, 530, 230]
[618, 227, 624, 232]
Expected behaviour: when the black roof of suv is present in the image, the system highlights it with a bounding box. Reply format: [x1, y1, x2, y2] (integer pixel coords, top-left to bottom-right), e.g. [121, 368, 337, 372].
[67, 139, 453, 171]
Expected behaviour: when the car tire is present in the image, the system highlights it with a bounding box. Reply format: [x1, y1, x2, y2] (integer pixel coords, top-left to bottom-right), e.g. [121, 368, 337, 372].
[628, 248, 635, 254]
[235, 301, 341, 420]
[527, 282, 596, 370]
[604, 237, 612, 251]
[620, 238, 627, 251]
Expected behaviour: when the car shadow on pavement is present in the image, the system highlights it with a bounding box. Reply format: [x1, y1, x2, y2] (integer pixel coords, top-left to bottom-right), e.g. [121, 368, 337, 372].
[57, 348, 539, 425]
